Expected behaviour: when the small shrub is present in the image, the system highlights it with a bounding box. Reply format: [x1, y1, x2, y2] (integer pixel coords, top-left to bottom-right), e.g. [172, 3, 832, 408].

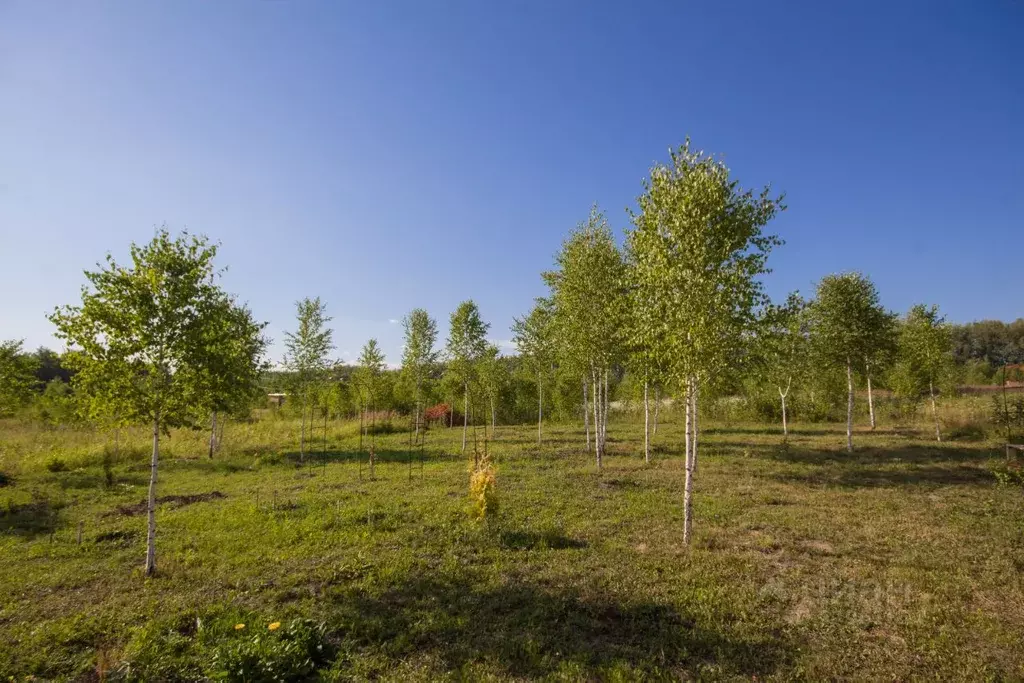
[0, 471, 11, 487]
[102, 450, 115, 487]
[945, 420, 987, 442]
[46, 458, 69, 473]
[208, 619, 331, 682]
[469, 454, 498, 522]
[992, 458, 1024, 488]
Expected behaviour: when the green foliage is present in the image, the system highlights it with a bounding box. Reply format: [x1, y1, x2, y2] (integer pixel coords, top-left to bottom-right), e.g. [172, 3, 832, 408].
[545, 207, 625, 380]
[48, 230, 265, 433]
[34, 379, 79, 426]
[0, 339, 39, 417]
[208, 619, 331, 682]
[283, 297, 334, 408]
[401, 308, 439, 411]
[445, 300, 490, 386]
[356, 338, 387, 408]
[895, 304, 954, 397]
[808, 273, 893, 375]
[626, 141, 783, 390]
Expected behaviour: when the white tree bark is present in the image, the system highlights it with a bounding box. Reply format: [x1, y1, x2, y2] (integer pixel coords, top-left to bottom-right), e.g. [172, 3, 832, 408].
[583, 379, 590, 451]
[779, 376, 791, 438]
[866, 361, 876, 430]
[643, 379, 650, 464]
[592, 367, 602, 468]
[598, 368, 606, 454]
[692, 380, 699, 473]
[846, 358, 854, 453]
[683, 381, 693, 545]
[653, 386, 660, 436]
[462, 384, 468, 454]
[929, 379, 941, 442]
[537, 372, 543, 446]
[208, 411, 217, 459]
[300, 395, 306, 462]
[145, 414, 159, 576]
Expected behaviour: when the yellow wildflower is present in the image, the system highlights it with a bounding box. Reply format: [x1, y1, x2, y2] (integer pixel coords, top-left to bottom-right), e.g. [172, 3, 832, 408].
[234, 623, 245, 630]
[268, 622, 281, 631]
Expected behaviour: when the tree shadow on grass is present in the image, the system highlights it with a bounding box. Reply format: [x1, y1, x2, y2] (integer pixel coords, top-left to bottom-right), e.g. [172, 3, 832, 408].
[0, 499, 62, 538]
[755, 444, 999, 489]
[324, 573, 794, 679]
[763, 444, 996, 466]
[771, 464, 995, 489]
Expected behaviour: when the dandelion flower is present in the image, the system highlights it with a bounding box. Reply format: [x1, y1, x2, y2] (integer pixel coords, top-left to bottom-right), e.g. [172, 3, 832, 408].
[234, 623, 245, 630]
[268, 622, 281, 631]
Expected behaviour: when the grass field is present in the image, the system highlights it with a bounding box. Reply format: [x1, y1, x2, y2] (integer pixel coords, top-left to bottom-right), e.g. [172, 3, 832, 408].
[1, 410, 1023, 681]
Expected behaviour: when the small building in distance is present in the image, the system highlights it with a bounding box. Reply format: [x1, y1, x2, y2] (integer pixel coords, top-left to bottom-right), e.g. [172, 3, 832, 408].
[267, 393, 287, 408]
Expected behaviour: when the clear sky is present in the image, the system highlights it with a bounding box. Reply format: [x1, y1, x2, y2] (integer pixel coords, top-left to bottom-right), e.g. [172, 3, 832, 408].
[2, 1, 1022, 366]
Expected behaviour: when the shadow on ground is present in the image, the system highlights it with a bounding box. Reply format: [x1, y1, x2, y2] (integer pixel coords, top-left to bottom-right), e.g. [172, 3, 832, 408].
[324, 573, 793, 679]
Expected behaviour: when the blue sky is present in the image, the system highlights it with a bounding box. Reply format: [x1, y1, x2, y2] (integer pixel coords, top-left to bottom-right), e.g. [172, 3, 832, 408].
[2, 1, 1022, 366]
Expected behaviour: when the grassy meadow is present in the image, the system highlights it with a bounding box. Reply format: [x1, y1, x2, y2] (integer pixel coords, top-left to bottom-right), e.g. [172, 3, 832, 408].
[1, 404, 1023, 681]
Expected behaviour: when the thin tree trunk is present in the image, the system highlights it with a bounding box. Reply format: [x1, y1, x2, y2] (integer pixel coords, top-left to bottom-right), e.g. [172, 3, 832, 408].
[692, 380, 699, 473]
[358, 396, 364, 452]
[323, 407, 328, 457]
[592, 367, 601, 468]
[643, 379, 650, 464]
[779, 376, 791, 438]
[491, 395, 496, 433]
[208, 411, 217, 458]
[537, 372, 543, 446]
[300, 395, 306, 462]
[683, 381, 693, 545]
[145, 414, 159, 576]
[846, 358, 854, 453]
[414, 381, 421, 444]
[653, 386, 660, 436]
[598, 368, 606, 454]
[866, 361, 876, 430]
[584, 379, 590, 450]
[929, 378, 941, 442]
[462, 384, 468, 454]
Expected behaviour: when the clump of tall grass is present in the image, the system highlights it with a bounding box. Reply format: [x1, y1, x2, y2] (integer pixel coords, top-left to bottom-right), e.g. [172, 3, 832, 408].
[468, 453, 498, 523]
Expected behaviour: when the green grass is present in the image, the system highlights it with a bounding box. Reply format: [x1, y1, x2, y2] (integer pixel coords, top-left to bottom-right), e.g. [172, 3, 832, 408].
[1, 411, 1023, 680]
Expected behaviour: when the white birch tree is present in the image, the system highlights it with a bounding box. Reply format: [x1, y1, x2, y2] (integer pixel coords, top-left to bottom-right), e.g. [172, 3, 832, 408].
[897, 304, 954, 441]
[544, 207, 625, 468]
[512, 298, 554, 446]
[401, 308, 438, 442]
[283, 297, 334, 462]
[49, 230, 267, 576]
[626, 141, 783, 544]
[760, 293, 808, 438]
[807, 273, 890, 452]
[444, 300, 489, 454]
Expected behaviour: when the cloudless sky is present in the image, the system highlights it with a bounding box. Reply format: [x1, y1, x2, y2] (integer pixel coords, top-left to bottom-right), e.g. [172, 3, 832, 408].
[2, 1, 1022, 365]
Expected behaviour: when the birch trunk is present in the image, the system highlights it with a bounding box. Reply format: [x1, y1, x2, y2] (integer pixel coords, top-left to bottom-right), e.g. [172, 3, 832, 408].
[537, 372, 543, 446]
[592, 367, 602, 469]
[692, 380, 699, 473]
[583, 379, 590, 451]
[145, 414, 159, 576]
[491, 395, 496, 433]
[866, 361, 876, 430]
[779, 376, 791, 438]
[598, 368, 606, 454]
[653, 386, 660, 436]
[929, 379, 941, 442]
[208, 411, 217, 459]
[462, 384, 468, 454]
[643, 379, 650, 464]
[300, 395, 306, 462]
[846, 358, 854, 453]
[683, 382, 693, 545]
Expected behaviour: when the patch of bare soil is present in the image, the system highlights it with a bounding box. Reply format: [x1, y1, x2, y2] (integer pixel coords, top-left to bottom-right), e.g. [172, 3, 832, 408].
[105, 491, 226, 517]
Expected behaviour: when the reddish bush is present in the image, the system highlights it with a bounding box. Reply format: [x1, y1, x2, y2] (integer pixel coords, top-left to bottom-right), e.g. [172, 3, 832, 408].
[424, 403, 462, 427]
